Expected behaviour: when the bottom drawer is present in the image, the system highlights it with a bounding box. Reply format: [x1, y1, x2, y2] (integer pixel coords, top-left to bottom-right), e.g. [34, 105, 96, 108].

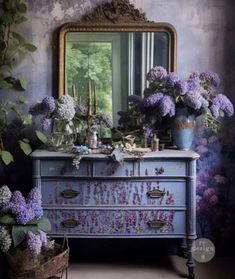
[45, 209, 185, 237]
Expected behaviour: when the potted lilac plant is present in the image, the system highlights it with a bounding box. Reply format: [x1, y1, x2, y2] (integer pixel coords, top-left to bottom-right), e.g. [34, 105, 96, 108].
[0, 185, 52, 272]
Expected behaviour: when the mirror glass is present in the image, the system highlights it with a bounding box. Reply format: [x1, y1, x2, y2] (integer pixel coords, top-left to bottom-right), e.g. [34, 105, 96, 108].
[64, 30, 174, 127]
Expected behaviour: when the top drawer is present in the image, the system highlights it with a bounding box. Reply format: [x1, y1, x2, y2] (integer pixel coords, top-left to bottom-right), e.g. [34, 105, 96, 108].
[140, 159, 186, 177]
[41, 160, 90, 177]
[93, 160, 135, 177]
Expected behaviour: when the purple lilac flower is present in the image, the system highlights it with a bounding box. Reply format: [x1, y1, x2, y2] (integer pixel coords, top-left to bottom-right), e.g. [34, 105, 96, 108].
[41, 117, 52, 131]
[75, 103, 87, 116]
[187, 78, 201, 92]
[27, 231, 42, 257]
[29, 102, 43, 115]
[10, 191, 26, 206]
[209, 194, 218, 205]
[94, 113, 113, 128]
[158, 95, 175, 117]
[128, 95, 142, 104]
[199, 71, 220, 87]
[143, 92, 163, 107]
[210, 93, 234, 118]
[28, 203, 43, 220]
[174, 80, 188, 95]
[146, 66, 167, 83]
[41, 96, 56, 113]
[189, 71, 200, 80]
[143, 124, 154, 138]
[166, 72, 179, 88]
[183, 91, 201, 110]
[203, 188, 217, 200]
[26, 188, 42, 205]
[16, 206, 35, 225]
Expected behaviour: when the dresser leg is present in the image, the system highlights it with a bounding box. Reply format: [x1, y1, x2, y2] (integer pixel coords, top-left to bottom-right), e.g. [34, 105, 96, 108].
[177, 238, 188, 258]
[186, 239, 195, 279]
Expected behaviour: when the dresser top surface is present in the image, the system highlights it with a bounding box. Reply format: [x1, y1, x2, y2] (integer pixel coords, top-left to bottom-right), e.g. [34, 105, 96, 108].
[31, 149, 199, 160]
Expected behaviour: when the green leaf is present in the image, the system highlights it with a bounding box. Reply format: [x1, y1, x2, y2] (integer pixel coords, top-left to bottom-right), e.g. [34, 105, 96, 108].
[12, 225, 39, 247]
[19, 140, 32, 155]
[36, 130, 48, 143]
[0, 150, 14, 165]
[24, 43, 37, 52]
[0, 79, 12, 89]
[11, 226, 26, 247]
[18, 95, 28, 104]
[17, 2, 27, 13]
[37, 217, 51, 232]
[22, 138, 30, 143]
[15, 79, 27, 90]
[12, 31, 25, 44]
[0, 214, 16, 225]
[21, 115, 32, 125]
[14, 14, 27, 24]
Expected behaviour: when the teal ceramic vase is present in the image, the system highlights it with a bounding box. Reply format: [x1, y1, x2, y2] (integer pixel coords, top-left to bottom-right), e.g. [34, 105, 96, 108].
[172, 109, 196, 150]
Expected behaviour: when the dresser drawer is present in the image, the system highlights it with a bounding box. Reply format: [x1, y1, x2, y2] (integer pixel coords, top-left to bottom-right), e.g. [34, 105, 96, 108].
[41, 180, 186, 206]
[140, 159, 186, 176]
[93, 160, 135, 177]
[41, 160, 90, 176]
[45, 209, 186, 236]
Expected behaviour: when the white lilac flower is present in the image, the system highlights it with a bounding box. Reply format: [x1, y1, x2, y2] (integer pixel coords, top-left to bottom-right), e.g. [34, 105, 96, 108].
[58, 95, 75, 106]
[0, 185, 12, 208]
[57, 103, 76, 121]
[0, 225, 12, 253]
[27, 231, 42, 257]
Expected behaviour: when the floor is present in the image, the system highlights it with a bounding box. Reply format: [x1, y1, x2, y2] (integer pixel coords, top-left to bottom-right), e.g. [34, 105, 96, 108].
[59, 256, 235, 279]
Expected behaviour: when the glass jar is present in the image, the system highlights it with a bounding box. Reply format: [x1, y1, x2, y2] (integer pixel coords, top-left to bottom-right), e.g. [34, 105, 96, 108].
[51, 118, 76, 148]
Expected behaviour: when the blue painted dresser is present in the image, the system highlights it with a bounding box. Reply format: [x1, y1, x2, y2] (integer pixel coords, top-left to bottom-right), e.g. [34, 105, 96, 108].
[31, 149, 199, 278]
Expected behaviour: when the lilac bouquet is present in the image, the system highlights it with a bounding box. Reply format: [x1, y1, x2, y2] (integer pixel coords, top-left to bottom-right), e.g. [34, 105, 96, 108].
[0, 185, 51, 257]
[119, 66, 234, 137]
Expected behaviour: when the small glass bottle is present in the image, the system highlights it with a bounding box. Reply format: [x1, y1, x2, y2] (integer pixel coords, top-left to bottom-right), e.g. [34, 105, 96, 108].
[151, 133, 159, 152]
[88, 131, 98, 149]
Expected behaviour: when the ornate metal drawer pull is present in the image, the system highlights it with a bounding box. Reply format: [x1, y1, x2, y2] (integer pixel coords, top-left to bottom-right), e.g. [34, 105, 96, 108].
[61, 189, 80, 198]
[147, 220, 167, 228]
[61, 219, 79, 228]
[155, 167, 164, 175]
[147, 189, 165, 198]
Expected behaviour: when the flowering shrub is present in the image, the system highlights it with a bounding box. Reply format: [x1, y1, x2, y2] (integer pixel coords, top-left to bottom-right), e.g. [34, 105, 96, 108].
[119, 66, 234, 137]
[0, 185, 51, 257]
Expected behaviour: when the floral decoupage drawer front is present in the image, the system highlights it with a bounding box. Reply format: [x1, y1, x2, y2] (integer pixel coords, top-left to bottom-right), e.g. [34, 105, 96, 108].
[41, 160, 90, 177]
[45, 209, 186, 236]
[140, 159, 186, 177]
[41, 180, 186, 206]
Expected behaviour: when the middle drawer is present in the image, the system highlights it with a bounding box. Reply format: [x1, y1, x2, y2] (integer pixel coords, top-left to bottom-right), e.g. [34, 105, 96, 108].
[41, 179, 186, 206]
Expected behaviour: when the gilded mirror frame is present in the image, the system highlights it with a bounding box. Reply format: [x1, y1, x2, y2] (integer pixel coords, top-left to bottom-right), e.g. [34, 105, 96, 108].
[58, 0, 177, 97]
